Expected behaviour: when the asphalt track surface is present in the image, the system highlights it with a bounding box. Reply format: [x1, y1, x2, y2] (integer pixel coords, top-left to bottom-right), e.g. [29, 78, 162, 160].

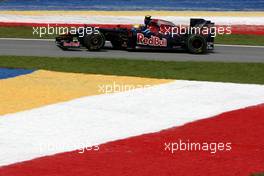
[0, 38, 263, 63]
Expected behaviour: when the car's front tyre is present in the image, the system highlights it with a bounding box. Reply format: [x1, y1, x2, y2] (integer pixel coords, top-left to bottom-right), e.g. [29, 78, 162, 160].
[84, 32, 105, 51]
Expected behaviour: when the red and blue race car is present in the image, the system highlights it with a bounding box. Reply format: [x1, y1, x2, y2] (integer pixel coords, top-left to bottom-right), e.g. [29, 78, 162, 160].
[56, 16, 215, 54]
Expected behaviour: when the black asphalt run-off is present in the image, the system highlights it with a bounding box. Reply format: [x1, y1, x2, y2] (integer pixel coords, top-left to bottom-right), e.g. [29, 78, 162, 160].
[0, 39, 263, 63]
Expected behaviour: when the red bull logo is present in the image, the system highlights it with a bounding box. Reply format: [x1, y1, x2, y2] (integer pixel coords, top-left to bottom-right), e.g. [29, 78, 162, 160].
[63, 42, 80, 47]
[137, 33, 167, 47]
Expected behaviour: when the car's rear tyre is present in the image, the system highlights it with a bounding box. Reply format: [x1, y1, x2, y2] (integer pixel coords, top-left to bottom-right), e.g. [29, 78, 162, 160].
[187, 35, 207, 54]
[84, 32, 105, 51]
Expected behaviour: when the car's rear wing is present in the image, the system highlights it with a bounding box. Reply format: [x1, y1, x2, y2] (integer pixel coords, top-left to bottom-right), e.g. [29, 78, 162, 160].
[190, 18, 214, 27]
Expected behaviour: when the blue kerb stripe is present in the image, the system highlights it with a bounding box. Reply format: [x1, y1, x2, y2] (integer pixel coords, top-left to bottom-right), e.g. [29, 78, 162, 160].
[0, 68, 35, 80]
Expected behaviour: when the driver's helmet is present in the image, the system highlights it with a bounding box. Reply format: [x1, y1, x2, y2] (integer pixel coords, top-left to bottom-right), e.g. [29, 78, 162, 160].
[144, 15, 152, 26]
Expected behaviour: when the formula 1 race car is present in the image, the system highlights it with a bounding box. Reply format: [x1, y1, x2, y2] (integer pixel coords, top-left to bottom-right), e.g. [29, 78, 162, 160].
[55, 16, 215, 54]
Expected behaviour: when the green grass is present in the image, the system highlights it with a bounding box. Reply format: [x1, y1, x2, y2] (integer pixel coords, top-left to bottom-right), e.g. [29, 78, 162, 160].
[0, 26, 56, 39]
[251, 173, 264, 176]
[1, 56, 264, 84]
[215, 34, 264, 46]
[0, 26, 264, 46]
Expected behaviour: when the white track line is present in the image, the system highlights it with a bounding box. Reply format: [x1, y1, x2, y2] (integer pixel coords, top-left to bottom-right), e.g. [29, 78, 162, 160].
[215, 44, 264, 48]
[1, 15, 264, 25]
[0, 38, 53, 41]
